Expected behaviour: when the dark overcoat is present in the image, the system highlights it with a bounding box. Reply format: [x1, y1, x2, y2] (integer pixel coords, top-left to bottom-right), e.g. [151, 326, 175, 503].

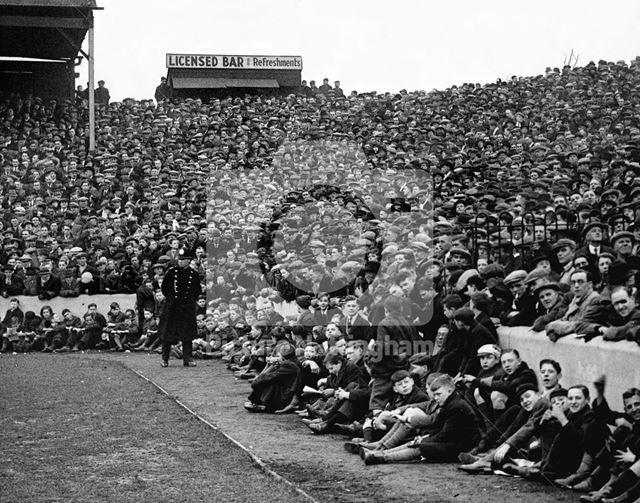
[158, 265, 201, 343]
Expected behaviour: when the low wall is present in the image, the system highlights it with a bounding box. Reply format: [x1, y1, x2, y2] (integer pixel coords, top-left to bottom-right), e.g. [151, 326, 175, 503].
[0, 294, 137, 317]
[499, 326, 640, 411]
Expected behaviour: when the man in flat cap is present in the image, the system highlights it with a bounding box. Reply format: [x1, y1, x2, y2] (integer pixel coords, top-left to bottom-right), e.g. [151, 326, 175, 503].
[157, 247, 202, 367]
[552, 239, 577, 286]
[611, 231, 636, 262]
[95, 80, 110, 106]
[531, 283, 568, 332]
[502, 270, 537, 327]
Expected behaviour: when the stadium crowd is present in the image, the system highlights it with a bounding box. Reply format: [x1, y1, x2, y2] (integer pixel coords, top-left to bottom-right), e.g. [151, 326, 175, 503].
[2, 57, 640, 501]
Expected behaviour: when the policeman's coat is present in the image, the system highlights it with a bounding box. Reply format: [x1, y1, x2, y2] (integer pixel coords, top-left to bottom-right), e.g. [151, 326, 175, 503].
[158, 265, 201, 343]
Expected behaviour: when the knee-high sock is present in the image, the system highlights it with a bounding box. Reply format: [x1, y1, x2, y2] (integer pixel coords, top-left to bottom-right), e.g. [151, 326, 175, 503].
[381, 446, 421, 463]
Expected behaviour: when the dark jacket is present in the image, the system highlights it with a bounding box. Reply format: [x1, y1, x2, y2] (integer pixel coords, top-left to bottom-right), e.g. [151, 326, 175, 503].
[343, 313, 374, 342]
[249, 359, 301, 412]
[326, 360, 363, 390]
[387, 386, 429, 410]
[370, 313, 420, 377]
[477, 360, 538, 409]
[457, 321, 498, 377]
[476, 311, 498, 341]
[532, 295, 570, 332]
[421, 392, 479, 448]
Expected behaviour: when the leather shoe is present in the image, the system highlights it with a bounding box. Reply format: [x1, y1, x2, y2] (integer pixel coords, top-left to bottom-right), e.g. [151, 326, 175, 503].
[160, 360, 169, 367]
[301, 418, 323, 425]
[573, 479, 596, 493]
[274, 404, 297, 414]
[601, 494, 630, 503]
[334, 422, 363, 437]
[183, 360, 196, 367]
[244, 401, 266, 413]
[556, 472, 590, 488]
[344, 441, 364, 454]
[458, 460, 493, 474]
[361, 449, 385, 465]
[307, 421, 329, 434]
[458, 452, 480, 464]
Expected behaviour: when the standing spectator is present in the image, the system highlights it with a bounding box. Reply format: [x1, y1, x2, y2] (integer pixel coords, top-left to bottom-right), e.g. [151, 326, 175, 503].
[154, 76, 172, 102]
[319, 78, 332, 95]
[94, 80, 110, 106]
[369, 295, 419, 415]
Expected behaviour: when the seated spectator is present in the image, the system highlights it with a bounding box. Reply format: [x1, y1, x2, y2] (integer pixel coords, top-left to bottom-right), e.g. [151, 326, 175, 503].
[532, 283, 568, 332]
[344, 372, 442, 454]
[538, 385, 609, 482]
[348, 369, 428, 443]
[244, 342, 300, 413]
[459, 383, 550, 473]
[560, 385, 640, 496]
[456, 343, 503, 433]
[546, 270, 612, 342]
[451, 308, 497, 378]
[473, 348, 538, 415]
[360, 374, 479, 464]
[304, 348, 366, 433]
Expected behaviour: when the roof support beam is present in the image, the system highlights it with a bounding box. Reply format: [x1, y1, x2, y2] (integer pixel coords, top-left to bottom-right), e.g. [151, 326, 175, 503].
[0, 15, 89, 28]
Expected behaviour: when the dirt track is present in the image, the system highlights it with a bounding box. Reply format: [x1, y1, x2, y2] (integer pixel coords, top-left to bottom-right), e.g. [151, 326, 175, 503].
[1, 353, 578, 503]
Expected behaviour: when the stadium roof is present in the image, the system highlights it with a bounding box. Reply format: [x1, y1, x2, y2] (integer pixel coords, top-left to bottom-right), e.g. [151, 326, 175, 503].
[0, 0, 100, 61]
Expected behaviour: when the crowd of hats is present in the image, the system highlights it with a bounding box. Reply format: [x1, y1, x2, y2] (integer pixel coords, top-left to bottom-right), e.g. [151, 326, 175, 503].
[1, 57, 640, 303]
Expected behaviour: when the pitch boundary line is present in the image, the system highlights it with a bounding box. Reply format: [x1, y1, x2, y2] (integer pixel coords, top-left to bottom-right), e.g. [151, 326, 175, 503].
[129, 367, 320, 503]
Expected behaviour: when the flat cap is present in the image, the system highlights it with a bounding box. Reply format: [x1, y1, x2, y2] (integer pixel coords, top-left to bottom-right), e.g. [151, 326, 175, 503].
[504, 269, 527, 285]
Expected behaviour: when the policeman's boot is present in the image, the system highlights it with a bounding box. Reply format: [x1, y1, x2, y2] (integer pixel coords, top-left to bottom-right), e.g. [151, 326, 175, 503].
[183, 340, 196, 367]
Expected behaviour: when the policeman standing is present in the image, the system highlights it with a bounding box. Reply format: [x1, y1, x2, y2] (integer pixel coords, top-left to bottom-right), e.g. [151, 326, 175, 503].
[158, 247, 201, 367]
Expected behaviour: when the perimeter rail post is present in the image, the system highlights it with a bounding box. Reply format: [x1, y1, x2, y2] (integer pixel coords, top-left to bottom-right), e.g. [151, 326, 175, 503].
[88, 13, 95, 152]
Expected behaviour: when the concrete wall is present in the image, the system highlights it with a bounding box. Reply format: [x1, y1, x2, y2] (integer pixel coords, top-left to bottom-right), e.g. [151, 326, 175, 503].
[0, 294, 137, 318]
[499, 326, 640, 411]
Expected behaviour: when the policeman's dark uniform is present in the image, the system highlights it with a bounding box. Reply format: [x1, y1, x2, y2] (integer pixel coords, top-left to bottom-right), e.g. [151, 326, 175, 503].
[158, 248, 201, 366]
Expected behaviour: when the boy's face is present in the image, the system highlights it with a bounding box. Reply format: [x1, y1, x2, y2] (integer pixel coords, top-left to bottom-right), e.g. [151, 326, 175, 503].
[393, 376, 414, 396]
[344, 300, 358, 316]
[479, 354, 498, 371]
[326, 361, 342, 375]
[197, 298, 206, 307]
[345, 346, 362, 362]
[520, 390, 540, 412]
[206, 320, 216, 330]
[303, 346, 317, 359]
[144, 311, 153, 319]
[540, 364, 560, 389]
[432, 385, 453, 406]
